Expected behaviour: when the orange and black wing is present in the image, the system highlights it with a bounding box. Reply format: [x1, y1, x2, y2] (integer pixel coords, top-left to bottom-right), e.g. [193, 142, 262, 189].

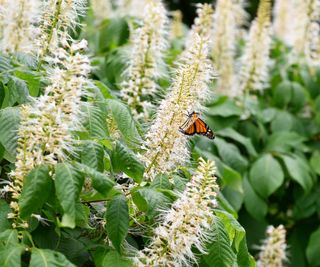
[179, 112, 215, 139]
[179, 115, 196, 135]
[194, 117, 215, 139]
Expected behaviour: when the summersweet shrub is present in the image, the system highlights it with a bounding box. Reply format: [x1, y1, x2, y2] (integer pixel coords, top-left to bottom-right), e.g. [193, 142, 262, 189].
[0, 0, 319, 267]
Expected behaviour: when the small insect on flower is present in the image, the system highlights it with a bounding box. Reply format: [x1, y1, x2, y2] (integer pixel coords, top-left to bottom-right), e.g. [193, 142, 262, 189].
[179, 111, 215, 139]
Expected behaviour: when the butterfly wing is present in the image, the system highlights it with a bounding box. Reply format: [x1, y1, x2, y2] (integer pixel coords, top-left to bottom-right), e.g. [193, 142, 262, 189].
[179, 112, 215, 139]
[194, 117, 215, 139]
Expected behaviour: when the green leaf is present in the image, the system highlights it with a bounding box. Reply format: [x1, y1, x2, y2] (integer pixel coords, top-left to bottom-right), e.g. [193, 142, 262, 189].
[99, 18, 129, 51]
[0, 199, 11, 233]
[102, 250, 132, 267]
[76, 163, 115, 196]
[110, 142, 144, 183]
[210, 155, 243, 193]
[19, 165, 52, 219]
[203, 216, 236, 267]
[132, 188, 169, 217]
[0, 229, 19, 247]
[214, 138, 248, 173]
[7, 77, 29, 105]
[237, 238, 255, 267]
[281, 155, 313, 192]
[243, 176, 267, 221]
[217, 128, 257, 157]
[14, 70, 40, 97]
[81, 141, 104, 172]
[29, 248, 76, 267]
[150, 174, 171, 189]
[306, 226, 320, 266]
[273, 80, 292, 108]
[206, 96, 242, 117]
[0, 55, 12, 71]
[106, 195, 129, 252]
[83, 104, 108, 139]
[265, 131, 306, 153]
[214, 210, 245, 252]
[0, 107, 20, 159]
[249, 154, 284, 198]
[106, 99, 142, 147]
[0, 200, 10, 231]
[0, 246, 25, 267]
[55, 163, 85, 228]
[94, 80, 114, 99]
[310, 151, 320, 175]
[271, 110, 294, 132]
[291, 82, 306, 111]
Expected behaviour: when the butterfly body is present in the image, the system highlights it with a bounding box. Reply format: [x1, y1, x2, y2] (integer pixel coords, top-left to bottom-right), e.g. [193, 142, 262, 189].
[179, 112, 215, 139]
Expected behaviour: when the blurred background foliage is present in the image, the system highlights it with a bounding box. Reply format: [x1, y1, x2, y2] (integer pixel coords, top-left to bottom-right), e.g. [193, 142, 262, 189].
[0, 0, 319, 266]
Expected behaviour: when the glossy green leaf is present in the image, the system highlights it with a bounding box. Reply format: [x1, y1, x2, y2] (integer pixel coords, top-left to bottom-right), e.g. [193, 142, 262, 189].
[110, 142, 144, 183]
[243, 176, 267, 221]
[273, 80, 292, 108]
[106, 99, 142, 147]
[310, 151, 320, 175]
[217, 128, 257, 157]
[106, 195, 129, 252]
[0, 229, 19, 247]
[214, 138, 248, 173]
[306, 226, 320, 266]
[19, 165, 52, 219]
[81, 141, 104, 172]
[206, 96, 242, 117]
[271, 110, 294, 132]
[249, 154, 284, 198]
[94, 80, 114, 99]
[214, 210, 245, 252]
[0, 200, 11, 231]
[0, 246, 25, 267]
[0, 107, 20, 159]
[76, 163, 115, 196]
[150, 174, 171, 189]
[203, 217, 236, 267]
[15, 70, 40, 97]
[281, 155, 313, 192]
[82, 104, 108, 139]
[132, 188, 169, 216]
[102, 250, 132, 267]
[265, 131, 306, 153]
[29, 248, 76, 267]
[55, 163, 84, 228]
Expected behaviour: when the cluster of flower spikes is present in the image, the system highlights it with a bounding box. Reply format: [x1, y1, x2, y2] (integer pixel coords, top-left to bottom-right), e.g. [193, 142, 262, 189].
[133, 158, 219, 267]
[121, 0, 168, 120]
[141, 3, 215, 181]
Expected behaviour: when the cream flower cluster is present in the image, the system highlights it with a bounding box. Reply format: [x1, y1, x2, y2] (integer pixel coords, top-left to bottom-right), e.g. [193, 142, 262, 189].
[257, 225, 287, 267]
[212, 0, 238, 96]
[169, 10, 184, 40]
[91, 0, 113, 22]
[188, 4, 213, 43]
[36, 0, 86, 59]
[232, 0, 248, 30]
[116, 0, 149, 18]
[8, 37, 91, 229]
[0, 0, 40, 53]
[141, 4, 214, 181]
[273, 0, 295, 46]
[121, 0, 168, 119]
[133, 158, 219, 267]
[273, 0, 320, 66]
[239, 0, 272, 92]
[305, 0, 320, 66]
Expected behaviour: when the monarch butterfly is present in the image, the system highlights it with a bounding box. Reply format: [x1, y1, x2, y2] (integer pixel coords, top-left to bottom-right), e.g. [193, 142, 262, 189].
[179, 111, 215, 139]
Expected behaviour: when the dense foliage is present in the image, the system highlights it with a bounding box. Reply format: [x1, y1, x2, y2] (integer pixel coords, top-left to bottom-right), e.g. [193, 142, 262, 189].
[0, 0, 319, 267]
